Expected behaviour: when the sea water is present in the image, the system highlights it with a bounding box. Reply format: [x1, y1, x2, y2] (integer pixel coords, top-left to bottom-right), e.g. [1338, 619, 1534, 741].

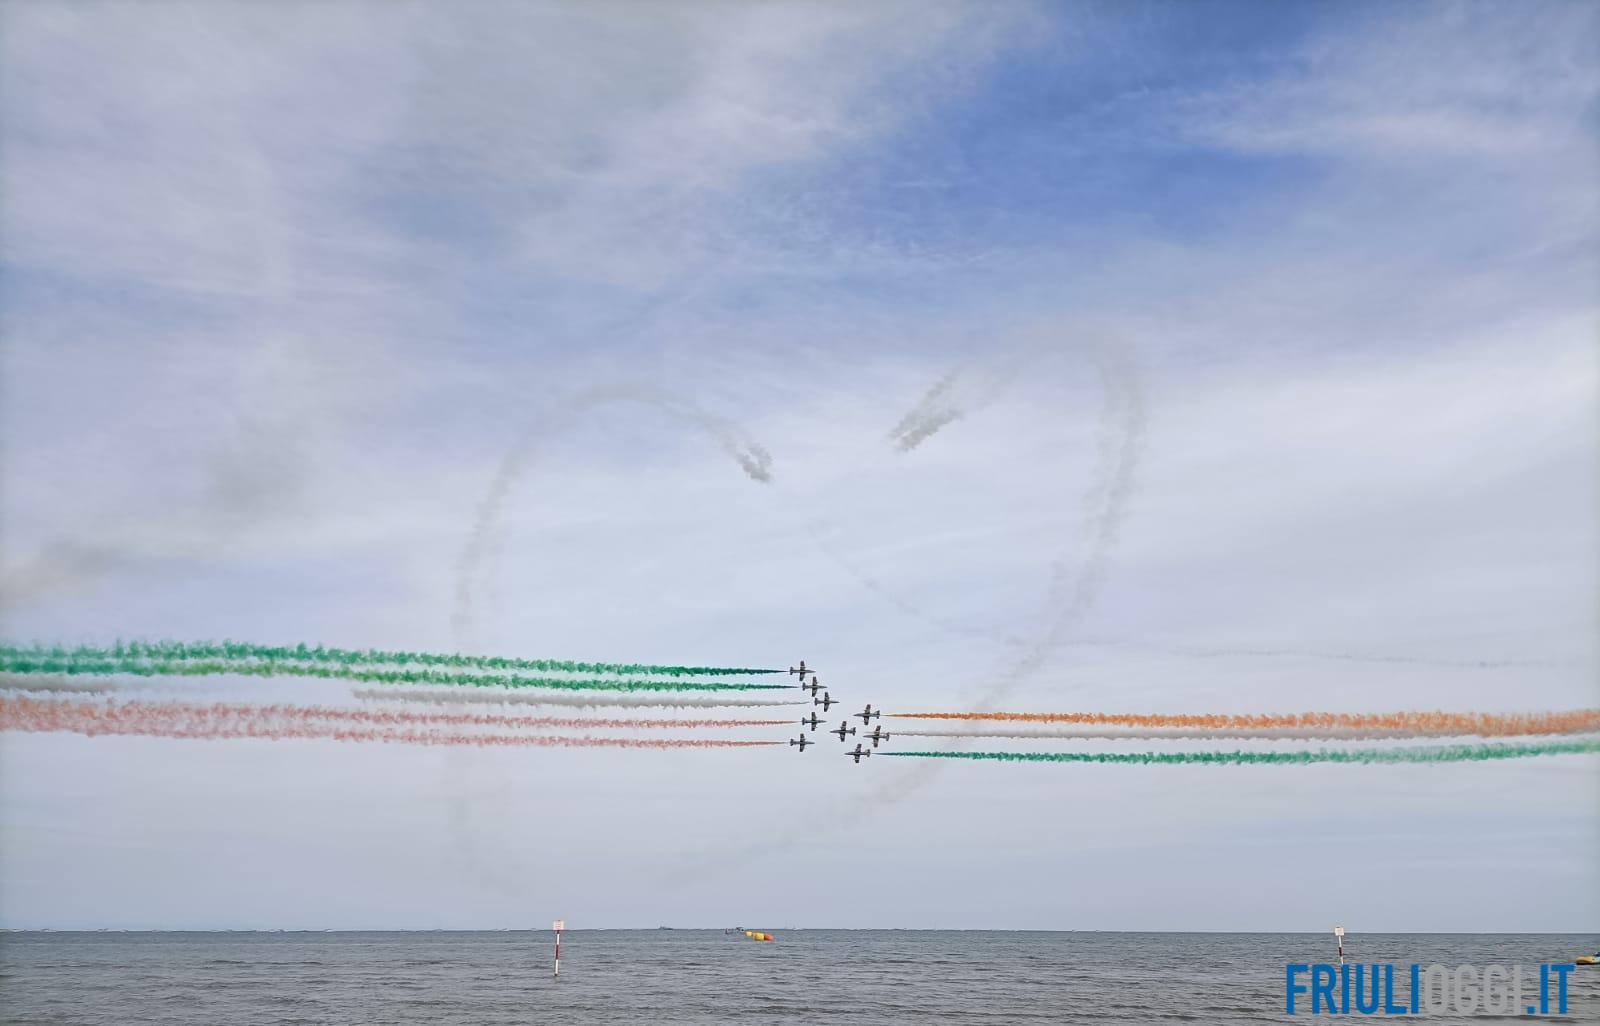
[1, 930, 1594, 1024]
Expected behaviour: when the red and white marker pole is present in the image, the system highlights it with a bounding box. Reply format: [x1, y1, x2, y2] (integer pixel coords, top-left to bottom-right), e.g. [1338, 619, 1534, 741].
[553, 919, 564, 978]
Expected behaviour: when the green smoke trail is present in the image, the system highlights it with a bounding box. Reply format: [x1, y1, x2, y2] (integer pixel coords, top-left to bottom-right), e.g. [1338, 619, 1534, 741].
[0, 654, 788, 693]
[0, 641, 779, 678]
[881, 739, 1600, 765]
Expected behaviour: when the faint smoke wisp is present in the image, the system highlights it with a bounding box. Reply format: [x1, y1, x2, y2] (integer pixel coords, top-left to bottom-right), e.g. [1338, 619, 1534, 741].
[452, 385, 773, 651]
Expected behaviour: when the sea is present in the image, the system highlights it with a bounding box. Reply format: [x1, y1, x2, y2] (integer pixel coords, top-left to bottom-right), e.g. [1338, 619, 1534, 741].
[1, 931, 1594, 1024]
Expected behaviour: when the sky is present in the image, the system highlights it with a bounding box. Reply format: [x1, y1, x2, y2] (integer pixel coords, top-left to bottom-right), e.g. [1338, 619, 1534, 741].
[1, 0, 1596, 931]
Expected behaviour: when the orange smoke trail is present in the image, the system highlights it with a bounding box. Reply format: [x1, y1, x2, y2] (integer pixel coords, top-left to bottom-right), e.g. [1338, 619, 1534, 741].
[891, 709, 1600, 737]
[0, 696, 780, 748]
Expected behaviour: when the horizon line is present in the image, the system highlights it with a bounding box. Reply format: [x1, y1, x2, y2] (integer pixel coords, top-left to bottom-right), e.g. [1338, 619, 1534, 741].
[4, 927, 1593, 935]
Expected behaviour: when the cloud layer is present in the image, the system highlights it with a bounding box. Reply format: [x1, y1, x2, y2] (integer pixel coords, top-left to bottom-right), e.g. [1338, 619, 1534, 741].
[1, 1, 1595, 930]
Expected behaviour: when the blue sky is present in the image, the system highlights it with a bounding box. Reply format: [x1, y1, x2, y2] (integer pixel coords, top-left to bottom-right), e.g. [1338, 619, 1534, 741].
[1, 1, 1596, 930]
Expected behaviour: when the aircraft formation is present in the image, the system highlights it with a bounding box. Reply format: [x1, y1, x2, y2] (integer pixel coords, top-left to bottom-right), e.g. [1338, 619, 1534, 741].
[787, 660, 889, 764]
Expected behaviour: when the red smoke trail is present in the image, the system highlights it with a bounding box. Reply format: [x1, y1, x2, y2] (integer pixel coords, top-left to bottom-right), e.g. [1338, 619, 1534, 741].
[891, 709, 1600, 737]
[0, 696, 780, 748]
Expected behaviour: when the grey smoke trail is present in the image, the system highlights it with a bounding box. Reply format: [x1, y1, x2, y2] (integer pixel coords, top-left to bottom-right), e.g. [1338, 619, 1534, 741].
[888, 355, 1028, 453]
[452, 384, 773, 651]
[887, 368, 960, 449]
[0, 126, 312, 615]
[820, 333, 1145, 657]
[1050, 337, 1144, 613]
[449, 378, 773, 900]
[844, 333, 1145, 664]
[881, 340, 1547, 673]
[351, 687, 804, 710]
[892, 409, 963, 452]
[804, 520, 1032, 648]
[853, 332, 1146, 819]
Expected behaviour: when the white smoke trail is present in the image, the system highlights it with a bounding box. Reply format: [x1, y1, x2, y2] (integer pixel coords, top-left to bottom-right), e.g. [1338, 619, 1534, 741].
[0, 674, 215, 697]
[0, 675, 119, 695]
[351, 687, 804, 710]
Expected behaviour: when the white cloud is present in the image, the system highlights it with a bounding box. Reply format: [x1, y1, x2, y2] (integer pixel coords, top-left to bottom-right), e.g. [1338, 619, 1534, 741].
[1178, 4, 1598, 160]
[1, 2, 1596, 931]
